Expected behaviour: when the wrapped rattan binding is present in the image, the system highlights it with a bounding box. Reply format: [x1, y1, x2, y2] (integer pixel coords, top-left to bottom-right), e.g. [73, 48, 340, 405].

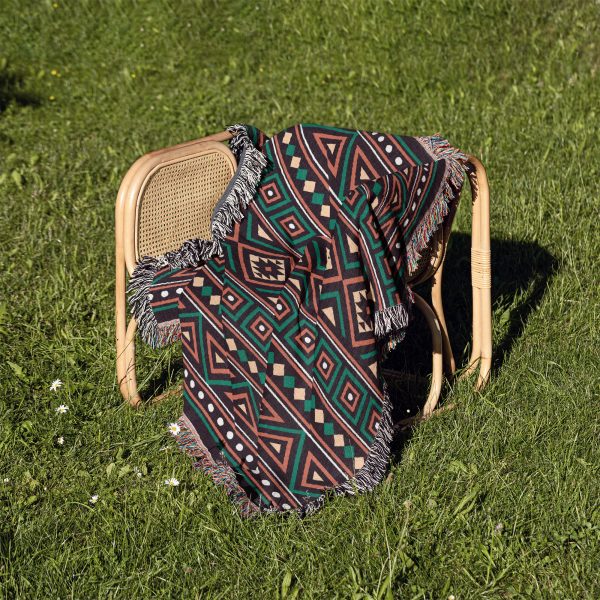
[471, 249, 492, 289]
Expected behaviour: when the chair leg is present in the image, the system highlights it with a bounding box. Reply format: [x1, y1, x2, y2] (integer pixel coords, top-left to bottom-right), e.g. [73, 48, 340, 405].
[462, 279, 482, 378]
[116, 312, 130, 403]
[116, 306, 142, 406]
[413, 292, 443, 417]
[124, 318, 142, 406]
[461, 156, 492, 389]
[116, 219, 142, 407]
[460, 160, 482, 379]
[471, 157, 492, 389]
[430, 258, 456, 377]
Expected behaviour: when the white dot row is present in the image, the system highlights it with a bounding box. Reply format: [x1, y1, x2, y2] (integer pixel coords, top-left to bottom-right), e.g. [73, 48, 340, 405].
[376, 135, 403, 166]
[184, 368, 291, 509]
[147, 287, 183, 300]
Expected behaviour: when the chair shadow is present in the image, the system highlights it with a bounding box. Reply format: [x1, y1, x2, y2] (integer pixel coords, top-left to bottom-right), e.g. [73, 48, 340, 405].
[0, 69, 40, 113]
[384, 233, 557, 458]
[141, 355, 184, 403]
[441, 232, 557, 373]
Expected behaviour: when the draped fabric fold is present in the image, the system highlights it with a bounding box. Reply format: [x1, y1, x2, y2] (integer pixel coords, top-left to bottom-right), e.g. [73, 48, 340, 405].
[128, 123, 466, 516]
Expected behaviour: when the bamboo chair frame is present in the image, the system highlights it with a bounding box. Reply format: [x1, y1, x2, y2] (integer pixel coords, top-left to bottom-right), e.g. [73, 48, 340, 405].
[115, 131, 491, 418]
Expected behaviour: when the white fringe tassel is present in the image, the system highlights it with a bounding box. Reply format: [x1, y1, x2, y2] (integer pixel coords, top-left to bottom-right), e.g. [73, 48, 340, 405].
[127, 124, 267, 348]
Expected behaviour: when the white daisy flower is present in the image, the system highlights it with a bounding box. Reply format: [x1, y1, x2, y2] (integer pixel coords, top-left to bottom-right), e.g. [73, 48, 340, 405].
[2, 478, 9, 483]
[167, 422, 181, 436]
[55, 404, 69, 414]
[50, 379, 63, 392]
[164, 477, 180, 487]
[57, 436, 64, 445]
[89, 494, 99, 504]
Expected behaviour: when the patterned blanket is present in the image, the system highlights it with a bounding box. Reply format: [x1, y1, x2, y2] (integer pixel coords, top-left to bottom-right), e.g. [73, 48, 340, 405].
[129, 123, 466, 516]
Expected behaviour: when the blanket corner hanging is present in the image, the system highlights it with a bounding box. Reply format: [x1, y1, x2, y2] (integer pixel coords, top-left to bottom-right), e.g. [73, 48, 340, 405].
[128, 123, 467, 517]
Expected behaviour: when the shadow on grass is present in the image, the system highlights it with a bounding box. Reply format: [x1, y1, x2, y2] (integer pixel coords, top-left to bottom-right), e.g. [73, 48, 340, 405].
[141, 356, 184, 403]
[385, 233, 557, 454]
[441, 232, 557, 373]
[0, 69, 40, 113]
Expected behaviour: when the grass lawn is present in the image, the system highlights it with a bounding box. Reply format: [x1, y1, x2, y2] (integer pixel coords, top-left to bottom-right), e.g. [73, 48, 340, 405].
[1, 0, 598, 597]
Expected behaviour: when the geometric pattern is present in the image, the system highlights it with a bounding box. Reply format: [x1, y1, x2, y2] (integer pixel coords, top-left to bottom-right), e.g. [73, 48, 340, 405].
[249, 254, 286, 281]
[146, 123, 462, 513]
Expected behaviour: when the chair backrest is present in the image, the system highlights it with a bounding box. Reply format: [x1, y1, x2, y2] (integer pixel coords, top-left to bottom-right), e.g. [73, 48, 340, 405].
[116, 138, 236, 275]
[117, 132, 459, 282]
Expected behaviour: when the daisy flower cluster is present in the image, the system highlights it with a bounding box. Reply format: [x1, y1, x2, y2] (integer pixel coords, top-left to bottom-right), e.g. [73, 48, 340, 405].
[50, 378, 68, 447]
[51, 378, 69, 414]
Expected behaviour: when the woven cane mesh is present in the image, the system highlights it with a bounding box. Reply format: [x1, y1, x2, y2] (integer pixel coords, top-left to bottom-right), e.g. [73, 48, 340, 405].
[137, 152, 234, 260]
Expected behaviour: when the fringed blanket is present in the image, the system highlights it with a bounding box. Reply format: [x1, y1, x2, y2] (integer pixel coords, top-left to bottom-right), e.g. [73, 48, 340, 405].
[129, 123, 466, 516]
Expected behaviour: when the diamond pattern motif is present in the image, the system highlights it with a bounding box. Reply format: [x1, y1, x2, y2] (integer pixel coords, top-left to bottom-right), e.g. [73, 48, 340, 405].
[142, 123, 464, 514]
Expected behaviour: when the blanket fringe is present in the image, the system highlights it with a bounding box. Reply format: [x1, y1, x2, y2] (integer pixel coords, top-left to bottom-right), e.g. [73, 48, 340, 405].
[176, 382, 395, 519]
[175, 415, 260, 518]
[406, 135, 467, 276]
[127, 125, 267, 348]
[374, 303, 410, 338]
[299, 379, 395, 517]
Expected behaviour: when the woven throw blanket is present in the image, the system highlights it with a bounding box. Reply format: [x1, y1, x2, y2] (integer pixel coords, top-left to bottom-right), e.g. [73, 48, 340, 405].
[129, 123, 466, 516]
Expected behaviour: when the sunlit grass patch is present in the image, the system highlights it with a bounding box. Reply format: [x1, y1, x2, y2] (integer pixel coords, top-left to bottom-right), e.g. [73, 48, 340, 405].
[0, 0, 598, 597]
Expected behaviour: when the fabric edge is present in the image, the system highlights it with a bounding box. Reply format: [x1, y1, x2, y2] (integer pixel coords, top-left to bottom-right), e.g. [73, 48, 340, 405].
[176, 414, 261, 518]
[374, 302, 410, 338]
[126, 124, 267, 348]
[176, 382, 395, 520]
[297, 379, 395, 517]
[373, 286, 416, 360]
[406, 135, 467, 276]
[126, 255, 163, 348]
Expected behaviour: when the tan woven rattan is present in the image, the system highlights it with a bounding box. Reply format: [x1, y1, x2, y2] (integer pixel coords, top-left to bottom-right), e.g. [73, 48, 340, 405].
[136, 152, 235, 259]
[115, 131, 491, 421]
[115, 133, 235, 405]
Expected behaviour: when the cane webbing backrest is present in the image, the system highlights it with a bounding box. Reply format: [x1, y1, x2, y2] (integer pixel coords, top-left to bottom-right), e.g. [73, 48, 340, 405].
[135, 150, 236, 261]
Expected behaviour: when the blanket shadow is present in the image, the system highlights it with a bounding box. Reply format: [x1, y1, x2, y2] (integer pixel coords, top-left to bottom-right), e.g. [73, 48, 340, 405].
[384, 233, 557, 458]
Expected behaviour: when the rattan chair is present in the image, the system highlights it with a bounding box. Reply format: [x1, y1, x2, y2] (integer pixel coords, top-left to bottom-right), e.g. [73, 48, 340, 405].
[115, 130, 491, 418]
